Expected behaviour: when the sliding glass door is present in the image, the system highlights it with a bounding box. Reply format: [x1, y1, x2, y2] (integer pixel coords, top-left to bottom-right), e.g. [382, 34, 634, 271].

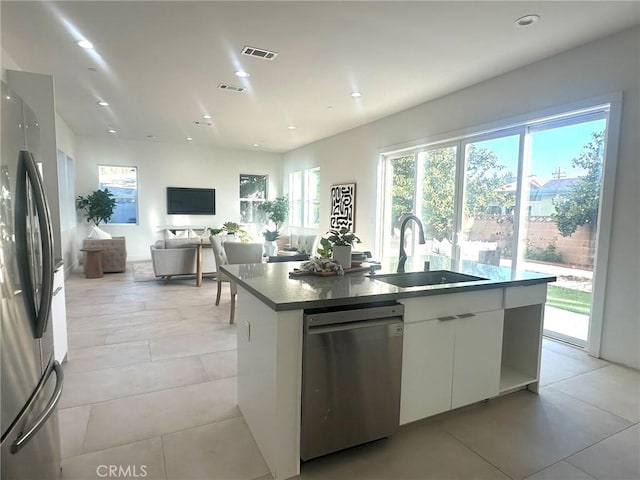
[459, 133, 521, 270]
[519, 113, 606, 346]
[380, 105, 611, 346]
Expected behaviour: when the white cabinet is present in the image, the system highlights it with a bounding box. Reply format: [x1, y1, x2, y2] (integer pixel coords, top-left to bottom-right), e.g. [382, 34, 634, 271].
[52, 266, 68, 362]
[400, 318, 455, 424]
[399, 292, 504, 425]
[451, 310, 504, 409]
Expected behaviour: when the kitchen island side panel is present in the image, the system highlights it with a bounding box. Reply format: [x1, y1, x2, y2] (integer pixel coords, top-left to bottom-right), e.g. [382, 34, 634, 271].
[236, 286, 303, 480]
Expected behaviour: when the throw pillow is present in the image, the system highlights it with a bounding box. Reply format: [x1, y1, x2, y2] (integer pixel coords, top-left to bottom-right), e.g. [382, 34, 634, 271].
[175, 230, 189, 238]
[164, 229, 176, 240]
[88, 226, 112, 240]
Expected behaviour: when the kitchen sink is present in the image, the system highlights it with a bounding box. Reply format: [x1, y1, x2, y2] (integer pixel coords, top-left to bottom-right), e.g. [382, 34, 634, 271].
[372, 270, 487, 288]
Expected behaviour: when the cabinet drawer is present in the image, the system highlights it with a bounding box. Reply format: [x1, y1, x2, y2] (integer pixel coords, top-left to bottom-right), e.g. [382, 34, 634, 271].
[504, 284, 547, 309]
[400, 288, 503, 323]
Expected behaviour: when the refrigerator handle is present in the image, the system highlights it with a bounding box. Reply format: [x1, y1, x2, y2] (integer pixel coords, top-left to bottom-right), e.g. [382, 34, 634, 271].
[10, 360, 64, 454]
[14, 151, 54, 338]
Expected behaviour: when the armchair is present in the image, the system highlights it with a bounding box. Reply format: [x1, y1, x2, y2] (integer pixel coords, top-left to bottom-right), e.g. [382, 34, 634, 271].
[82, 237, 127, 273]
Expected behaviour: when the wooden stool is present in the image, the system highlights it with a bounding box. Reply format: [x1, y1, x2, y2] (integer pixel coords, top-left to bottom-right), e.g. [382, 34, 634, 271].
[81, 247, 106, 278]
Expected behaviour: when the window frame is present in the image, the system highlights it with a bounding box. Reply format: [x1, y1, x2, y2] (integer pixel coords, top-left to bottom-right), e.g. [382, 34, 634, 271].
[303, 167, 320, 228]
[377, 94, 622, 358]
[239, 173, 268, 225]
[289, 168, 320, 229]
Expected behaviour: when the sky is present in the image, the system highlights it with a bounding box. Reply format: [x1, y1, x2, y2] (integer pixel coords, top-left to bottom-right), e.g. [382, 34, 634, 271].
[475, 118, 606, 183]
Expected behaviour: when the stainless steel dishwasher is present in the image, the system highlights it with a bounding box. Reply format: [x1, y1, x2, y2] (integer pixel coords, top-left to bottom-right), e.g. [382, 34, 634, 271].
[301, 303, 404, 461]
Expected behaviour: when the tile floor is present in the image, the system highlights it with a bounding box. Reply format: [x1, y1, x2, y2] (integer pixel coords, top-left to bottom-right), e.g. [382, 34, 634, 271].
[59, 267, 639, 480]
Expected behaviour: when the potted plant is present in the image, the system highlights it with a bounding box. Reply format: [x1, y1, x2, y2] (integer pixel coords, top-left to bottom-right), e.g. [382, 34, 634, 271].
[223, 222, 249, 242]
[257, 196, 288, 255]
[317, 228, 361, 268]
[76, 188, 117, 226]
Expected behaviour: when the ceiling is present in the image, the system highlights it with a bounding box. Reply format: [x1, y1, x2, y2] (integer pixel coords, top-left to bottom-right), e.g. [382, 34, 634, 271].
[2, 2, 639, 153]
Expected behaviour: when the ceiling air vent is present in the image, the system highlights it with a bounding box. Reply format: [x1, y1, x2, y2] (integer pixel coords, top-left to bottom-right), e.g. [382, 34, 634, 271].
[217, 83, 246, 93]
[193, 121, 213, 126]
[241, 46, 278, 60]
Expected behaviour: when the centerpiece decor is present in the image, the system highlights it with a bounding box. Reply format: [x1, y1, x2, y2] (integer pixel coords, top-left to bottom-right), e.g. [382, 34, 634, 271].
[317, 228, 361, 268]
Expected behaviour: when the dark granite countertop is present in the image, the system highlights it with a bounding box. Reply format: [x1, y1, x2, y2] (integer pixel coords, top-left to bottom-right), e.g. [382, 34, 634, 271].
[220, 256, 556, 312]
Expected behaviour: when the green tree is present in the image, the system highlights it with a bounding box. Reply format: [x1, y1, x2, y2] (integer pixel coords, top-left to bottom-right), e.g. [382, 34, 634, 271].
[390, 155, 415, 233]
[464, 144, 512, 218]
[420, 146, 511, 240]
[391, 146, 511, 241]
[553, 131, 604, 237]
[76, 188, 116, 225]
[421, 148, 455, 240]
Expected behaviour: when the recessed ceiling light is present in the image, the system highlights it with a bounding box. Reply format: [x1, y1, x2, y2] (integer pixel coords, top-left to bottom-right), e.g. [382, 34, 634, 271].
[234, 70, 250, 78]
[107, 128, 116, 134]
[203, 114, 212, 119]
[77, 39, 94, 49]
[5, 95, 11, 100]
[252, 143, 260, 147]
[97, 101, 109, 107]
[351, 92, 362, 98]
[186, 137, 193, 141]
[515, 14, 540, 27]
[287, 125, 297, 130]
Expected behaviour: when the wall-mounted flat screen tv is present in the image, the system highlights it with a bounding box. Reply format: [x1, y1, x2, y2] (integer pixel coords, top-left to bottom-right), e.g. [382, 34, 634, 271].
[167, 187, 215, 215]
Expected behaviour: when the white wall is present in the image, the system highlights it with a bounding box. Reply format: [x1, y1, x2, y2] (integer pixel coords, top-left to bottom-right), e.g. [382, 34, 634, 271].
[56, 114, 80, 273]
[283, 27, 640, 369]
[1, 48, 20, 80]
[75, 136, 283, 260]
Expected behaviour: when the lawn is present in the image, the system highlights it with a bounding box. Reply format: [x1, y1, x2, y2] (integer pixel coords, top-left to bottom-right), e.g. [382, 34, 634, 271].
[547, 285, 592, 316]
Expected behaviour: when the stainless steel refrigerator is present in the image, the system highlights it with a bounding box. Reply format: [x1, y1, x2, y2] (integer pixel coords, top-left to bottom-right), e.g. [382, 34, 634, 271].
[1, 81, 63, 479]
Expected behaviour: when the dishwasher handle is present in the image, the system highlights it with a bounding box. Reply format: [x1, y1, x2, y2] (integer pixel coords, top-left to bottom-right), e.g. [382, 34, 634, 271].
[305, 304, 404, 328]
[307, 317, 403, 335]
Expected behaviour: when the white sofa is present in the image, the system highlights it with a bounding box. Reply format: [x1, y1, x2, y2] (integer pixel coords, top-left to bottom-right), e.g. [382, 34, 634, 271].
[150, 238, 216, 280]
[277, 233, 318, 255]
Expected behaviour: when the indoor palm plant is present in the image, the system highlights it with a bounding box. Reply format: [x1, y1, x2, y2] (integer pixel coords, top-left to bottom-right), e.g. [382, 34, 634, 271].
[76, 188, 116, 226]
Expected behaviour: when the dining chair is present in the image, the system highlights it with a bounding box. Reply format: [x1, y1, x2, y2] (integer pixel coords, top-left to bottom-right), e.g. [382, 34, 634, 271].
[223, 242, 264, 324]
[210, 235, 236, 324]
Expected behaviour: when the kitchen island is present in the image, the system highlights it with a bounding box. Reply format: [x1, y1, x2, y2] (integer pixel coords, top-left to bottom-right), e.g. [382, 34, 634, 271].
[220, 261, 555, 480]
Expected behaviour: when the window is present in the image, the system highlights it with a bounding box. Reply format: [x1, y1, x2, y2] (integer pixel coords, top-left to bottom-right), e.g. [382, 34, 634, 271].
[240, 174, 267, 223]
[98, 165, 138, 224]
[379, 104, 612, 347]
[289, 167, 320, 228]
[289, 171, 303, 227]
[304, 168, 320, 228]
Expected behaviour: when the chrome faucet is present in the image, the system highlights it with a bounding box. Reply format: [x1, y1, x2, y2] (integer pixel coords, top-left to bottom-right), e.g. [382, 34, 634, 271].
[397, 214, 426, 273]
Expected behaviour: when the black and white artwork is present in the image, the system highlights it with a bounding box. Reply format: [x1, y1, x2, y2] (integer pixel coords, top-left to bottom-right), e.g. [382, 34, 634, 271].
[330, 183, 356, 231]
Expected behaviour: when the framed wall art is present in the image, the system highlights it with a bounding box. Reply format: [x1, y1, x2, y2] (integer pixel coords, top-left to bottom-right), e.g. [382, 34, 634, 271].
[330, 183, 356, 231]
